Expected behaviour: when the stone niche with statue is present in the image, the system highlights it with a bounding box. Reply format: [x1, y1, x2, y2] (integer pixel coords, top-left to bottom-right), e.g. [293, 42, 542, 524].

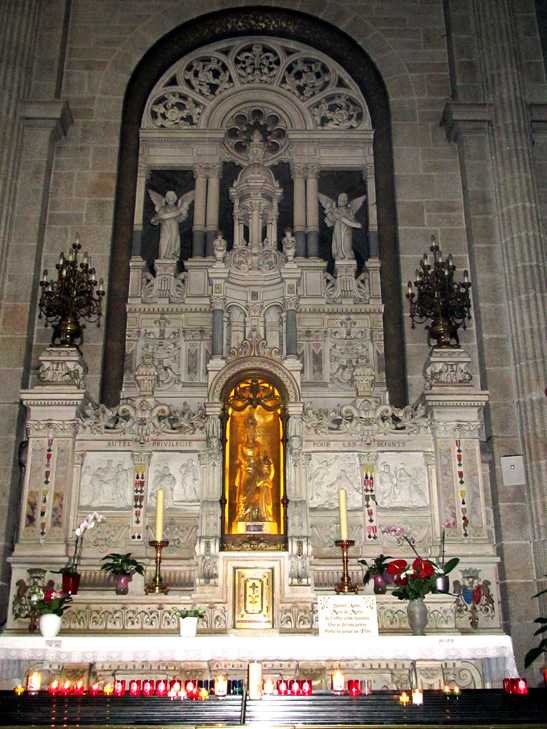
[5, 37, 502, 689]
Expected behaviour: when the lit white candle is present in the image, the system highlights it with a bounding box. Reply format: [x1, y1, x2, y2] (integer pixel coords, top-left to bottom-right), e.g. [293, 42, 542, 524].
[155, 489, 164, 541]
[338, 488, 348, 541]
[248, 662, 263, 700]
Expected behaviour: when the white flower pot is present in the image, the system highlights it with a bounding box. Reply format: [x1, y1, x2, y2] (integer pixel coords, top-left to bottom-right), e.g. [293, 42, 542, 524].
[179, 616, 198, 637]
[39, 613, 62, 638]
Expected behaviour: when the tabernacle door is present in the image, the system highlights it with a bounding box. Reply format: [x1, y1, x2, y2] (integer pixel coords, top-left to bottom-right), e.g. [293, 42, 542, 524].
[222, 377, 285, 550]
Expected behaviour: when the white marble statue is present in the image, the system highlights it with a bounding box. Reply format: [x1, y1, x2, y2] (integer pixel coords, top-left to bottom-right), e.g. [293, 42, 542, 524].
[318, 192, 365, 260]
[149, 189, 195, 259]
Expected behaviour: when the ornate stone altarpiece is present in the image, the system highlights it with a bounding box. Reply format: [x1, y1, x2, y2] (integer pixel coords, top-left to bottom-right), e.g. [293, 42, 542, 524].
[3, 33, 503, 691]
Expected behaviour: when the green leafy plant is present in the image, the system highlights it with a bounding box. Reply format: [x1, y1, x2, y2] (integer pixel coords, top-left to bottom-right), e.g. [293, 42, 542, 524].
[173, 607, 205, 619]
[100, 552, 145, 577]
[524, 577, 547, 668]
[358, 554, 392, 585]
[31, 589, 72, 616]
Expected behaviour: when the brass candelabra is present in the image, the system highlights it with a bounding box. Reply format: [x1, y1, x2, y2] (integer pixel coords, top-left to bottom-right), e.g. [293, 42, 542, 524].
[145, 540, 170, 594]
[334, 540, 359, 594]
[39, 233, 105, 347]
[406, 235, 472, 348]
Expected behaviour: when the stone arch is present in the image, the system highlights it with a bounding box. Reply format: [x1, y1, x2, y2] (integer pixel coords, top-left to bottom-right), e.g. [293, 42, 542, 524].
[211, 357, 299, 405]
[101, 6, 405, 408]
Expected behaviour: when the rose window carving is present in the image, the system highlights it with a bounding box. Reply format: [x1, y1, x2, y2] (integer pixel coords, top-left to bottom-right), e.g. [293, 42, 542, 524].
[225, 107, 288, 162]
[311, 94, 363, 129]
[183, 56, 233, 98]
[142, 38, 370, 130]
[150, 92, 204, 128]
[233, 44, 280, 85]
[282, 57, 331, 99]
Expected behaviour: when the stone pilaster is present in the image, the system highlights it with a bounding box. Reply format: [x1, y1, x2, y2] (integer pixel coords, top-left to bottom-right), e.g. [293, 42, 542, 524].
[472, 0, 547, 619]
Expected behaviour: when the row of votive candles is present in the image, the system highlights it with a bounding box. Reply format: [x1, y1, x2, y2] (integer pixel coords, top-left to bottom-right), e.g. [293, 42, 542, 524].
[40, 678, 242, 698]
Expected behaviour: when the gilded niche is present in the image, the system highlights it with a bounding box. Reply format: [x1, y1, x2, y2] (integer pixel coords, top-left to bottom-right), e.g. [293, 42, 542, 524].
[224, 378, 284, 548]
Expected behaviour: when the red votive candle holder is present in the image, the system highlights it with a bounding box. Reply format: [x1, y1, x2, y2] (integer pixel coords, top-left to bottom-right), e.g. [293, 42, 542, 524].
[515, 678, 528, 695]
[348, 679, 360, 696]
[301, 680, 312, 696]
[277, 679, 288, 695]
[114, 680, 125, 696]
[170, 680, 182, 694]
[74, 680, 86, 695]
[185, 680, 197, 694]
[142, 680, 154, 697]
[129, 680, 141, 696]
[89, 683, 101, 696]
[290, 680, 301, 696]
[48, 680, 60, 695]
[156, 680, 168, 697]
[60, 680, 72, 695]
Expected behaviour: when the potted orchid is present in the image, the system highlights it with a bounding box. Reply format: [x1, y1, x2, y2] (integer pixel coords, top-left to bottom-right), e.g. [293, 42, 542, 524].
[61, 512, 105, 594]
[31, 589, 72, 638]
[382, 525, 459, 635]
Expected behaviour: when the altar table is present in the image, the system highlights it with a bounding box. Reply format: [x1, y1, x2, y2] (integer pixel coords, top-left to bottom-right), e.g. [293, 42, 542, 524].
[0, 633, 517, 683]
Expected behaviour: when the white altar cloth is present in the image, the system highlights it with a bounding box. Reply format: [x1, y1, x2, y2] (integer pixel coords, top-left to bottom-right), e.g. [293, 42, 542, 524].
[0, 634, 517, 681]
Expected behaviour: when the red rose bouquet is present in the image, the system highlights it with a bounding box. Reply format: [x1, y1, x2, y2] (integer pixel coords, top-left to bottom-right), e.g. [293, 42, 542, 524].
[383, 526, 459, 601]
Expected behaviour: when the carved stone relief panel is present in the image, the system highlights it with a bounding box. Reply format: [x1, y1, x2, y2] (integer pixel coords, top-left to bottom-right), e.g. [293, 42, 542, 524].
[148, 453, 202, 507]
[308, 452, 362, 510]
[374, 452, 429, 509]
[79, 453, 134, 509]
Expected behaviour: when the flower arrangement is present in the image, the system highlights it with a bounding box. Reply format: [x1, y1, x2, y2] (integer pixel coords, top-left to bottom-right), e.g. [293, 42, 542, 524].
[62, 512, 105, 576]
[383, 526, 459, 601]
[358, 554, 392, 586]
[31, 589, 72, 617]
[173, 607, 206, 619]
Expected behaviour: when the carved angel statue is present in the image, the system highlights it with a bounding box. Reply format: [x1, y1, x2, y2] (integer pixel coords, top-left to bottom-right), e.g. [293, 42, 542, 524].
[318, 192, 365, 261]
[149, 189, 195, 260]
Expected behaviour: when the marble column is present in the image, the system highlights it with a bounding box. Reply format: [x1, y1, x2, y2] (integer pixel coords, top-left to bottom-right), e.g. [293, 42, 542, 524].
[211, 297, 225, 357]
[192, 165, 207, 257]
[473, 0, 547, 598]
[305, 165, 320, 258]
[284, 298, 299, 357]
[205, 165, 221, 257]
[291, 164, 306, 257]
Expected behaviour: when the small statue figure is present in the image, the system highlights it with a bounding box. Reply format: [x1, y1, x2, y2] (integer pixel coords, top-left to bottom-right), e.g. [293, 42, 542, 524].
[213, 230, 227, 262]
[318, 192, 366, 261]
[148, 189, 195, 260]
[282, 227, 296, 261]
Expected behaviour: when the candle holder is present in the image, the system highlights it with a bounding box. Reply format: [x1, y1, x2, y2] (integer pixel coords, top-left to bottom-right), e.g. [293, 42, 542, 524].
[144, 540, 170, 594]
[334, 540, 359, 594]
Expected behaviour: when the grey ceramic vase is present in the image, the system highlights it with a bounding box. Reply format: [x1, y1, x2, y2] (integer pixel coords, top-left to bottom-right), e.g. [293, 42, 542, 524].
[407, 598, 428, 635]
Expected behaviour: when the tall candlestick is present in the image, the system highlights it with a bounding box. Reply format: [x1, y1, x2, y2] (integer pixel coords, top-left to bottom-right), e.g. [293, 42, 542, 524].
[156, 489, 164, 541]
[339, 489, 348, 540]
